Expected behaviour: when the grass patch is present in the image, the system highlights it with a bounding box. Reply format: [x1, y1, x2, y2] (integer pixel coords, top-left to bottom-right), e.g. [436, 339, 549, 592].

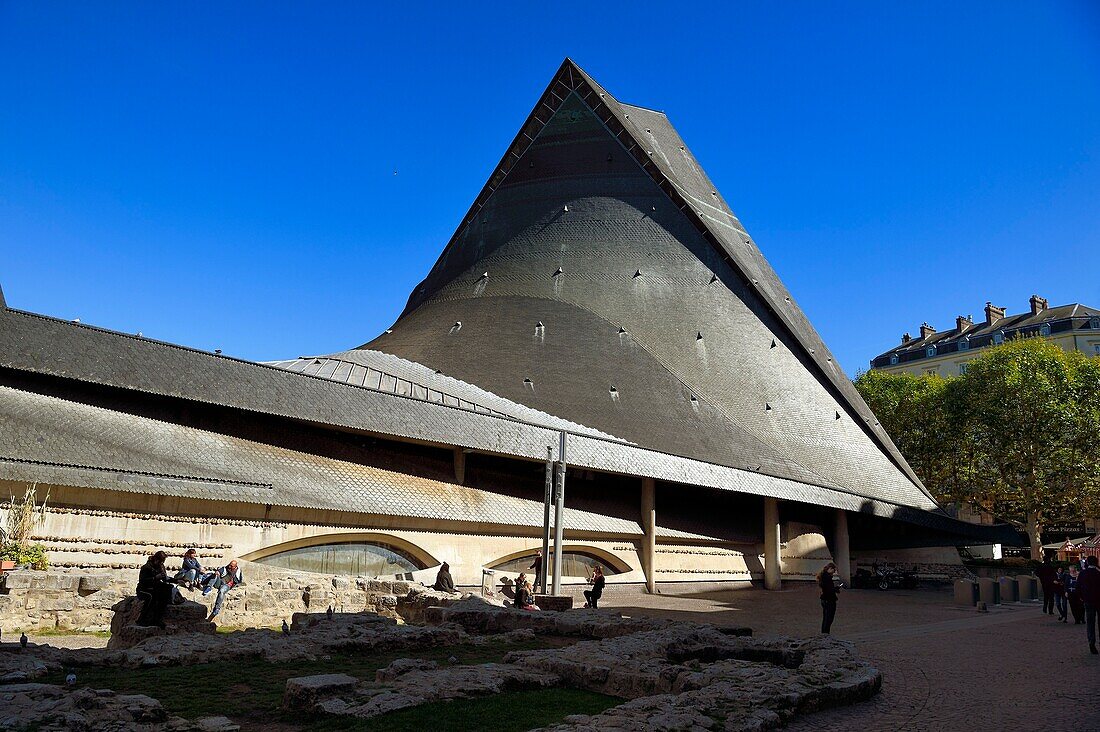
[300, 688, 620, 731]
[24, 628, 111, 639]
[42, 636, 584, 731]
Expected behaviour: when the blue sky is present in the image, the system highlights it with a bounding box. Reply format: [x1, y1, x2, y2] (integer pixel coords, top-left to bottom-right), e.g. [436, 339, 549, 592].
[2, 2, 1098, 375]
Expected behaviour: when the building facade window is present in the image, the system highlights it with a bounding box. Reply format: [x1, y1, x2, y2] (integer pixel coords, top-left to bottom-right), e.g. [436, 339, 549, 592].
[254, 541, 426, 576]
[490, 551, 625, 577]
[889, 354, 899, 365]
[1039, 323, 1051, 336]
[993, 331, 1005, 345]
[1095, 344, 1100, 356]
[1091, 317, 1100, 330]
[959, 363, 968, 375]
[926, 346, 936, 357]
[958, 338, 969, 351]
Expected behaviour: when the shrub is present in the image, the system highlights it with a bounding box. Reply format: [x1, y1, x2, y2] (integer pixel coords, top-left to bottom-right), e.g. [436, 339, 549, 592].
[0, 540, 49, 570]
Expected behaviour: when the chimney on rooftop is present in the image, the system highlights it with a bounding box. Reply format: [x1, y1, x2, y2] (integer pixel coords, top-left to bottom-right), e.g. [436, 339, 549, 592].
[919, 322, 936, 340]
[1029, 294, 1049, 316]
[984, 302, 1006, 326]
[901, 332, 912, 345]
[956, 315, 973, 334]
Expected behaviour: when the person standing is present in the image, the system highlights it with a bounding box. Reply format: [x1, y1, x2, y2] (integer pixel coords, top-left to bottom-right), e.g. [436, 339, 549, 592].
[1037, 559, 1057, 615]
[529, 550, 545, 594]
[1077, 555, 1100, 655]
[583, 565, 605, 609]
[1054, 566, 1069, 622]
[817, 562, 839, 634]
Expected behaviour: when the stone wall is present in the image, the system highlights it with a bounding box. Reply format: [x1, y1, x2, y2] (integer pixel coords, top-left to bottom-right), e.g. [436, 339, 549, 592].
[0, 561, 426, 633]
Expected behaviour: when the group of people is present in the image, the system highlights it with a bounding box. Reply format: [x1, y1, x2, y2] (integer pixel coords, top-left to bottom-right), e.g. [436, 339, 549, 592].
[433, 550, 605, 611]
[1039, 556, 1100, 654]
[135, 549, 243, 628]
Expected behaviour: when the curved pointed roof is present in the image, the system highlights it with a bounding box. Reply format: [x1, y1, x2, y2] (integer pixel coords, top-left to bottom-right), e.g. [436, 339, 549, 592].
[359, 59, 936, 511]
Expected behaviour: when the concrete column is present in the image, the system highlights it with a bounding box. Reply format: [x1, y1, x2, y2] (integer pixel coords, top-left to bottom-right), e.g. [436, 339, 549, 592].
[834, 509, 851, 586]
[763, 497, 781, 590]
[641, 477, 656, 594]
[453, 448, 466, 485]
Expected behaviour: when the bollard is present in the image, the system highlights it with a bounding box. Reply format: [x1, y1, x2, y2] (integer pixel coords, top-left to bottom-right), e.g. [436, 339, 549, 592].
[977, 577, 1000, 605]
[998, 576, 1019, 603]
[1017, 575, 1039, 601]
[954, 579, 979, 606]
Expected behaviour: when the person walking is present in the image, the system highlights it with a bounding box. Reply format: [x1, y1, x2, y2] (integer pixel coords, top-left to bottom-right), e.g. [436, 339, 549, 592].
[817, 562, 839, 634]
[1077, 555, 1100, 654]
[1054, 566, 1069, 622]
[583, 565, 605, 609]
[1038, 558, 1057, 615]
[1068, 566, 1086, 625]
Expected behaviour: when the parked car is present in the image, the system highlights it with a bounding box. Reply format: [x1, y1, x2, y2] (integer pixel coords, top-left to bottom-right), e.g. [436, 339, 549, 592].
[852, 565, 919, 590]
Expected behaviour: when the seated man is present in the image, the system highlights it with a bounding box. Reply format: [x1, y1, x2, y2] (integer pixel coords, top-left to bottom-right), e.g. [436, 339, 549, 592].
[433, 562, 456, 593]
[173, 549, 204, 589]
[201, 559, 243, 622]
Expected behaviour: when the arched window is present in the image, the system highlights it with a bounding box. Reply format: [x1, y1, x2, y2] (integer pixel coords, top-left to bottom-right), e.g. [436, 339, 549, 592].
[1091, 317, 1100, 330]
[254, 541, 426, 576]
[993, 331, 1005, 345]
[490, 550, 626, 577]
[926, 345, 937, 357]
[889, 354, 899, 365]
[1039, 323, 1051, 337]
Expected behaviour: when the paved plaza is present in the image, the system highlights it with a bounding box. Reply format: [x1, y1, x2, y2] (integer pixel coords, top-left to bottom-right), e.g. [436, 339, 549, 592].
[610, 583, 1100, 732]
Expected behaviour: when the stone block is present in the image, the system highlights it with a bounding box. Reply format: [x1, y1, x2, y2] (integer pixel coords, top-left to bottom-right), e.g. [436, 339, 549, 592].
[282, 673, 358, 710]
[36, 594, 75, 612]
[977, 577, 1000, 605]
[79, 575, 113, 593]
[43, 575, 78, 592]
[998, 576, 1019, 603]
[391, 581, 412, 595]
[332, 576, 351, 591]
[0, 572, 33, 590]
[535, 594, 574, 611]
[953, 580, 978, 606]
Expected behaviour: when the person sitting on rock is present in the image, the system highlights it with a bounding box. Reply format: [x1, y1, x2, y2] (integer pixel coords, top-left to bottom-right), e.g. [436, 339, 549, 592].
[136, 551, 175, 628]
[201, 559, 243, 622]
[433, 562, 456, 593]
[519, 580, 540, 611]
[583, 565, 605, 609]
[173, 549, 204, 589]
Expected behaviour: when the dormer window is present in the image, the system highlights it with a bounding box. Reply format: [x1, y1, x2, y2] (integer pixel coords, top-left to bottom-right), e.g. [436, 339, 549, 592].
[1091, 316, 1100, 330]
[993, 331, 1005, 345]
[959, 338, 969, 351]
[1039, 323, 1051, 337]
[926, 345, 937, 357]
[889, 354, 899, 365]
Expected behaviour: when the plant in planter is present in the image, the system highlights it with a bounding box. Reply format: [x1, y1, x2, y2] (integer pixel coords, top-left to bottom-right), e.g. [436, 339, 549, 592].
[1, 483, 50, 570]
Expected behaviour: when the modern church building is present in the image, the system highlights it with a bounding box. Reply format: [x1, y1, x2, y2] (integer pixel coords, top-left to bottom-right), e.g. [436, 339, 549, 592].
[0, 60, 1010, 590]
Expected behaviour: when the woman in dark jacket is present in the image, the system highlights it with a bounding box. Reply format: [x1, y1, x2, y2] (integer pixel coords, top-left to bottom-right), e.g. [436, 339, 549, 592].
[817, 562, 839, 634]
[136, 551, 175, 628]
[583, 565, 605, 609]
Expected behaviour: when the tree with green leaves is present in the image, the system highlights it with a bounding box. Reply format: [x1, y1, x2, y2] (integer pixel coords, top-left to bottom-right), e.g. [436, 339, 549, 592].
[856, 337, 1100, 557]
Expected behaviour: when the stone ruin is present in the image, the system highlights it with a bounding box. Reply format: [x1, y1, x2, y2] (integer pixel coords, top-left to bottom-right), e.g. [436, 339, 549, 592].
[0, 589, 881, 731]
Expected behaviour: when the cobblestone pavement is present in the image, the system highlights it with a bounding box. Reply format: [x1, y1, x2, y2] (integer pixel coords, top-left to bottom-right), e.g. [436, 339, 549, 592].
[610, 584, 1100, 732]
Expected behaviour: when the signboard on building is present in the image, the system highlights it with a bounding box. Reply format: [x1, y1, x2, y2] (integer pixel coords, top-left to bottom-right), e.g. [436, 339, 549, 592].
[1045, 522, 1086, 537]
